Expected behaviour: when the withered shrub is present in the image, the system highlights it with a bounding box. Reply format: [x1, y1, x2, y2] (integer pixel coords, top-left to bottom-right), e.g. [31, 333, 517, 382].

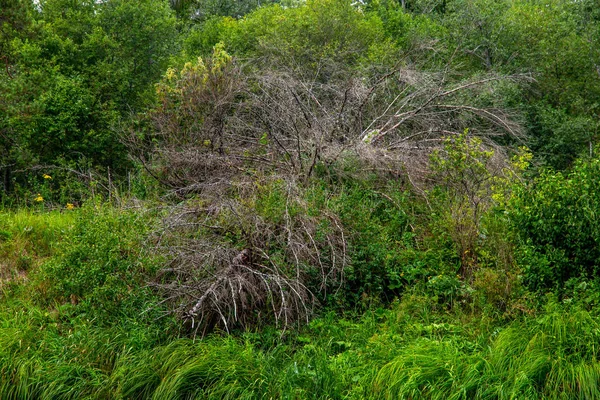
[150, 178, 346, 336]
[131, 43, 527, 335]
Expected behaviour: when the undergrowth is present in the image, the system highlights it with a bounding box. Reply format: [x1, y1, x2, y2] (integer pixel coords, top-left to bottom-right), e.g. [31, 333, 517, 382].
[2, 167, 600, 398]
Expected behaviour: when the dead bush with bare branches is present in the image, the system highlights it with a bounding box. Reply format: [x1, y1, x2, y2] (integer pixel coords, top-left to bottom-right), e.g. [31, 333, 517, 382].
[131, 43, 528, 193]
[132, 42, 529, 335]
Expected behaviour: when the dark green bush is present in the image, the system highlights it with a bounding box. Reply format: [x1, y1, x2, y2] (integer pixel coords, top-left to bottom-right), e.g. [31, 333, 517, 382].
[331, 181, 455, 306]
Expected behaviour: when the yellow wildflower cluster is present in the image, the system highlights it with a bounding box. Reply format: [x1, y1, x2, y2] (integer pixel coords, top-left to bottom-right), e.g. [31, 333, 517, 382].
[34, 194, 44, 202]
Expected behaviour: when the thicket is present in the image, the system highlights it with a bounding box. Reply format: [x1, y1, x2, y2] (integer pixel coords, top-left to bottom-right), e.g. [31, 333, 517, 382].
[511, 156, 600, 293]
[2, 0, 600, 397]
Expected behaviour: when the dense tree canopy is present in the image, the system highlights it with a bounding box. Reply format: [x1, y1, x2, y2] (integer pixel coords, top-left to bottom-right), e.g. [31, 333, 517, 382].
[0, 0, 178, 197]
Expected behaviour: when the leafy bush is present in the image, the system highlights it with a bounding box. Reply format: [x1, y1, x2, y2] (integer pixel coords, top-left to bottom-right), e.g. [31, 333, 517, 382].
[326, 178, 466, 309]
[511, 157, 600, 291]
[333, 182, 413, 301]
[428, 131, 524, 278]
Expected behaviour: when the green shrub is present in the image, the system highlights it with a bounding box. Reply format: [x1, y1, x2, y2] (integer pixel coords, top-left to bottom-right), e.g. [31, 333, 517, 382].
[333, 182, 418, 304]
[511, 157, 600, 291]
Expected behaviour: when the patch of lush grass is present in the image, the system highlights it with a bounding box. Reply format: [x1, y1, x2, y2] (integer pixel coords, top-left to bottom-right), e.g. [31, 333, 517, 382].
[376, 301, 600, 399]
[4, 255, 600, 399]
[0, 208, 76, 288]
[0, 204, 176, 399]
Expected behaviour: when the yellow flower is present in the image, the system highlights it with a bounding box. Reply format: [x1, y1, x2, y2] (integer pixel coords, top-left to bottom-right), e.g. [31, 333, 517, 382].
[66, 203, 75, 210]
[43, 174, 52, 180]
[34, 194, 44, 202]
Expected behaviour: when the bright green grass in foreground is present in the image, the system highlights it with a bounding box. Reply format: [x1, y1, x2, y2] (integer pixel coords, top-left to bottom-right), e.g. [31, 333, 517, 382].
[2, 207, 600, 399]
[4, 294, 600, 398]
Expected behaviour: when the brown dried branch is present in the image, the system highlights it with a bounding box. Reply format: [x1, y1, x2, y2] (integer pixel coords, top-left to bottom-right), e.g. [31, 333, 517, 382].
[150, 178, 347, 336]
[1, 56, 13, 79]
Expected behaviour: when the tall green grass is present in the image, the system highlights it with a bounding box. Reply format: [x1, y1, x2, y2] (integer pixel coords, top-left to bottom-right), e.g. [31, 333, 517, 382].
[375, 303, 600, 399]
[0, 205, 174, 399]
[4, 275, 600, 399]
